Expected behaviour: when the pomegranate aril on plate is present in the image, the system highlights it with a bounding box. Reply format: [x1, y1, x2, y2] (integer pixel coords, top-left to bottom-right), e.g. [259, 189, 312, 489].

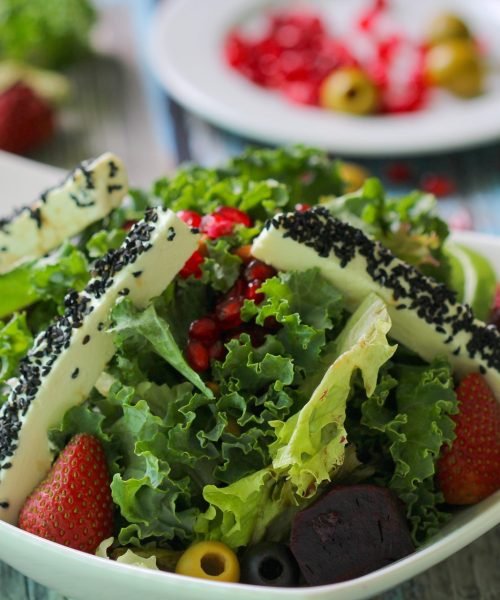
[244, 259, 277, 282]
[186, 340, 210, 373]
[189, 317, 220, 346]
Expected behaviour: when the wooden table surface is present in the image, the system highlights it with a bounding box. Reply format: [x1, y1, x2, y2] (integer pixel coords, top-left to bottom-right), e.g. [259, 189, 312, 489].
[1, 1, 499, 598]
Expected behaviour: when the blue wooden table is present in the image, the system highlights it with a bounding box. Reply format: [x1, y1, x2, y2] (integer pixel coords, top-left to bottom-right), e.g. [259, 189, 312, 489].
[1, 1, 499, 598]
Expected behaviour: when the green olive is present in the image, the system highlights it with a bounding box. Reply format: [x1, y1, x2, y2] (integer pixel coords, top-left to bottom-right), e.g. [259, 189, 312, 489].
[425, 39, 484, 98]
[175, 541, 240, 582]
[338, 162, 369, 193]
[319, 67, 379, 116]
[426, 13, 471, 46]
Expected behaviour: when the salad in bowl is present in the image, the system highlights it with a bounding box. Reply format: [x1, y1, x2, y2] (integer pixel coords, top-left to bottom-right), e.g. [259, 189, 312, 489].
[0, 146, 498, 591]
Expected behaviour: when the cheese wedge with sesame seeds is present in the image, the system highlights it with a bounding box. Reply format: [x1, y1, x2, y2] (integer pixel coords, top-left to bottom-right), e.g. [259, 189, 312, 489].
[252, 208, 500, 401]
[0, 208, 199, 525]
[0, 153, 127, 274]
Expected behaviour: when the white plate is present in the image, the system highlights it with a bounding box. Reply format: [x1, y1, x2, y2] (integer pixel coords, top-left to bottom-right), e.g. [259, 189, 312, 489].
[148, 0, 500, 156]
[0, 156, 499, 599]
[0, 150, 63, 213]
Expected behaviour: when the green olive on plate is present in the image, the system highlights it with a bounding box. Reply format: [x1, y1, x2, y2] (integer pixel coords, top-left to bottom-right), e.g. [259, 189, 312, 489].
[426, 13, 471, 46]
[425, 39, 484, 98]
[319, 67, 380, 115]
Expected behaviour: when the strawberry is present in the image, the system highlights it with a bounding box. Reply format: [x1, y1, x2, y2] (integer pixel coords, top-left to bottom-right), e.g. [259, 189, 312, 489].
[0, 83, 55, 155]
[437, 373, 500, 505]
[18, 433, 114, 553]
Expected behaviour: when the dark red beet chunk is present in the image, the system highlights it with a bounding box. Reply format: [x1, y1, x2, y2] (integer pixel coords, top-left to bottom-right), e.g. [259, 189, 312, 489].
[290, 484, 414, 585]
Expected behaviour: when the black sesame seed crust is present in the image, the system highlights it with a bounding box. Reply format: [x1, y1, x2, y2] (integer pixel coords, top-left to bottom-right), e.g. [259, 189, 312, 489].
[0, 208, 165, 471]
[267, 207, 500, 373]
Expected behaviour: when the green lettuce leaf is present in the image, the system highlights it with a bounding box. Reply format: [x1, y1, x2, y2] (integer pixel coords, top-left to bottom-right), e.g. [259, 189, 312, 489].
[0, 242, 89, 319]
[347, 358, 458, 544]
[196, 294, 396, 548]
[270, 293, 396, 497]
[323, 180, 451, 283]
[110, 299, 213, 398]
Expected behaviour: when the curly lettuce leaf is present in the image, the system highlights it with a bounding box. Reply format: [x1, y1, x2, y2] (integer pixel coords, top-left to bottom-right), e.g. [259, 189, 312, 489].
[110, 299, 213, 398]
[196, 294, 396, 548]
[270, 293, 396, 497]
[153, 146, 343, 222]
[200, 238, 242, 292]
[348, 358, 458, 544]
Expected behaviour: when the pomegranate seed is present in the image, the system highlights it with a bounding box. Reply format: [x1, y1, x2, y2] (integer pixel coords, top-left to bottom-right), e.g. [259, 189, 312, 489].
[245, 324, 267, 347]
[386, 162, 413, 184]
[208, 340, 226, 362]
[244, 259, 277, 282]
[225, 33, 249, 68]
[225, 278, 247, 300]
[216, 297, 243, 330]
[186, 340, 209, 372]
[282, 80, 319, 105]
[295, 203, 311, 212]
[123, 220, 137, 231]
[189, 317, 220, 345]
[233, 244, 253, 264]
[420, 173, 456, 198]
[177, 210, 202, 228]
[214, 206, 253, 227]
[179, 250, 204, 279]
[246, 280, 265, 304]
[263, 316, 281, 332]
[200, 213, 236, 239]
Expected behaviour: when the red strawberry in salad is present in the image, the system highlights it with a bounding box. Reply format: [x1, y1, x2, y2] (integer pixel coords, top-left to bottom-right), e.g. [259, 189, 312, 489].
[18, 434, 114, 553]
[437, 374, 500, 505]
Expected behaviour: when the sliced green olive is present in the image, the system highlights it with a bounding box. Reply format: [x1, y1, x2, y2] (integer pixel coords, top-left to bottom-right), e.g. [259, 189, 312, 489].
[320, 67, 380, 116]
[426, 13, 471, 46]
[425, 39, 484, 98]
[175, 541, 240, 582]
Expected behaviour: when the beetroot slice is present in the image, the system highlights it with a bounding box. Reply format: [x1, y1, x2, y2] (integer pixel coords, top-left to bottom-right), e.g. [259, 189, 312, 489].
[290, 484, 414, 585]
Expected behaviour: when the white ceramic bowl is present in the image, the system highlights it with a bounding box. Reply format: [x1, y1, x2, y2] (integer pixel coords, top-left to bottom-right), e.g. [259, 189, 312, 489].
[0, 154, 499, 598]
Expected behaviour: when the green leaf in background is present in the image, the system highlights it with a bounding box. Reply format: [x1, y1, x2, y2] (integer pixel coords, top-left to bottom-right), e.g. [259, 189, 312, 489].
[226, 145, 344, 204]
[0, 0, 96, 68]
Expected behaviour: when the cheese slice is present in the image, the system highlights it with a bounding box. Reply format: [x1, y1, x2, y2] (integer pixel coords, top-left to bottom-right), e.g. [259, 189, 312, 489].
[0, 208, 199, 524]
[0, 153, 127, 274]
[252, 208, 500, 400]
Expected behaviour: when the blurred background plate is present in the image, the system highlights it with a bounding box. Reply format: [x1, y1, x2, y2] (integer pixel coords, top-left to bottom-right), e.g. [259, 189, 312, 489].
[0, 151, 63, 213]
[148, 0, 500, 157]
